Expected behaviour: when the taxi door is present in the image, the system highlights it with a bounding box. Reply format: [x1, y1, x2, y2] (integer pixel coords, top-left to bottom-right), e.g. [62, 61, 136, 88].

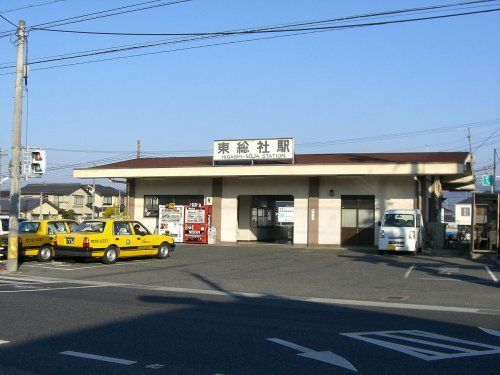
[112, 221, 136, 257]
[20, 222, 44, 256]
[132, 221, 156, 256]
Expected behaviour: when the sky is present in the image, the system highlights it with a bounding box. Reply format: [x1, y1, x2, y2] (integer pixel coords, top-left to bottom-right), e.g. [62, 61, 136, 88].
[0, 0, 499, 187]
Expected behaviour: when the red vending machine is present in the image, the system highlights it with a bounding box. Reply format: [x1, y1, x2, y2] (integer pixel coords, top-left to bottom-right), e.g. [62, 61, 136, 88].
[184, 205, 212, 244]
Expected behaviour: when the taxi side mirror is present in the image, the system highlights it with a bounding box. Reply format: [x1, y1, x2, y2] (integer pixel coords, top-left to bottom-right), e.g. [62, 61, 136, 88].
[377, 221, 381, 227]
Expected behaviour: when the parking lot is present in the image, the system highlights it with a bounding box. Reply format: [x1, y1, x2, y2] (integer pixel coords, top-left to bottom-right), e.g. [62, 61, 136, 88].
[4, 244, 499, 309]
[1, 244, 499, 374]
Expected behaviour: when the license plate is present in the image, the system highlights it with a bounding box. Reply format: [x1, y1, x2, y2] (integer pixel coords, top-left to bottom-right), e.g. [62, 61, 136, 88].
[387, 245, 396, 251]
[66, 238, 74, 244]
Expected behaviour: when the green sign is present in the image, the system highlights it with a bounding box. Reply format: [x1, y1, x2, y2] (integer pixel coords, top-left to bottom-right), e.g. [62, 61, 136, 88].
[482, 175, 494, 187]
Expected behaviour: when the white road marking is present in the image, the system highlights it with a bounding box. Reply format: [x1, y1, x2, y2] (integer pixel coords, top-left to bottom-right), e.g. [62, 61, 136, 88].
[0, 285, 105, 293]
[419, 277, 463, 282]
[0, 340, 10, 345]
[438, 267, 460, 275]
[479, 327, 500, 337]
[485, 266, 498, 283]
[145, 364, 165, 369]
[404, 264, 415, 279]
[60, 351, 137, 365]
[0, 275, 58, 284]
[341, 330, 500, 361]
[6, 274, 500, 315]
[267, 338, 357, 372]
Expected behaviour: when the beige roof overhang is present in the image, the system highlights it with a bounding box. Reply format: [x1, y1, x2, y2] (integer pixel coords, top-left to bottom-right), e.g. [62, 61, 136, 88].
[74, 161, 469, 179]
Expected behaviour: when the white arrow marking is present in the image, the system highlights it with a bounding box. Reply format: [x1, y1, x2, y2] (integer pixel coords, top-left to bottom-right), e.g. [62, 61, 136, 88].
[480, 327, 500, 337]
[267, 338, 357, 372]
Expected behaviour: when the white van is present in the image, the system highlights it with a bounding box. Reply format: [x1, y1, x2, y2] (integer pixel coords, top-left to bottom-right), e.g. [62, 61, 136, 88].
[378, 209, 424, 254]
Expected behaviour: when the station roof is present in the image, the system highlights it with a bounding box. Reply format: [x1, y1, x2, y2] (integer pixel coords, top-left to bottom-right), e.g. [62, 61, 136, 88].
[91, 152, 470, 170]
[74, 152, 473, 191]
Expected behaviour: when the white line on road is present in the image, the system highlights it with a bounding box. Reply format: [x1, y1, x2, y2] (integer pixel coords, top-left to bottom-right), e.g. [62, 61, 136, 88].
[0, 340, 9, 345]
[485, 266, 498, 283]
[7, 274, 500, 315]
[60, 351, 137, 365]
[404, 264, 415, 279]
[267, 338, 357, 372]
[0, 285, 106, 293]
[480, 327, 500, 337]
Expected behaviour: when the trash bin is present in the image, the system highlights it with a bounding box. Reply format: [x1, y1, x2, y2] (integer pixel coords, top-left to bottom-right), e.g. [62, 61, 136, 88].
[208, 226, 216, 245]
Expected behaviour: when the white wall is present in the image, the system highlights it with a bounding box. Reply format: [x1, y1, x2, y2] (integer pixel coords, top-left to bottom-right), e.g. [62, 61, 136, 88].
[455, 204, 472, 225]
[134, 178, 212, 232]
[318, 176, 415, 245]
[222, 177, 309, 244]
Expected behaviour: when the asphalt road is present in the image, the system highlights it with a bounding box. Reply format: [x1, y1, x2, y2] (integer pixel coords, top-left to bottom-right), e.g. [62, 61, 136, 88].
[0, 245, 499, 374]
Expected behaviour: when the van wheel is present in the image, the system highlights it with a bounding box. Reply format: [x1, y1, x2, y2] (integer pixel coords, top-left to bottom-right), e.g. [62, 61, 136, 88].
[156, 242, 172, 259]
[102, 247, 118, 264]
[37, 246, 53, 262]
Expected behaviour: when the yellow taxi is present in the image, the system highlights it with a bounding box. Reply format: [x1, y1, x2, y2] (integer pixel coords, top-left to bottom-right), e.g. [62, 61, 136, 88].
[54, 219, 175, 264]
[0, 220, 78, 262]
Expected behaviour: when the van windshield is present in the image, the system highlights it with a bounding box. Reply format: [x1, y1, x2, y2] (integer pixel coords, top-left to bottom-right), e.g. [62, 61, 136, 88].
[383, 214, 415, 227]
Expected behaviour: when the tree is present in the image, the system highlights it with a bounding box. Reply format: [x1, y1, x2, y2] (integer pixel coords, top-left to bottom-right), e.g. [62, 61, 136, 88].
[103, 206, 119, 218]
[61, 209, 76, 220]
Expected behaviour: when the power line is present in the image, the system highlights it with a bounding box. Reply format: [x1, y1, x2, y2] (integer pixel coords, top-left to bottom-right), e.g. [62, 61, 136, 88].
[0, 0, 69, 14]
[472, 127, 500, 152]
[0, 1, 498, 73]
[18, 6, 500, 73]
[31, 0, 192, 29]
[0, 0, 193, 38]
[31, 4, 500, 37]
[0, 14, 17, 28]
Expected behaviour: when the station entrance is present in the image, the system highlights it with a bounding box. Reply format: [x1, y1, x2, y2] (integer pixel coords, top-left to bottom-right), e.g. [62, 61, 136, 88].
[237, 195, 294, 244]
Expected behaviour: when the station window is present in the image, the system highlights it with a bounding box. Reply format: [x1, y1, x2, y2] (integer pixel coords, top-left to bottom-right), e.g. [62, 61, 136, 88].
[103, 196, 113, 205]
[143, 195, 204, 217]
[461, 207, 471, 217]
[74, 195, 83, 206]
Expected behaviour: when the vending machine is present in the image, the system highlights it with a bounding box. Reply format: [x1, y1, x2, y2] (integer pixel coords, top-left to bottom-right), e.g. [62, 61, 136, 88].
[158, 204, 185, 243]
[184, 205, 212, 244]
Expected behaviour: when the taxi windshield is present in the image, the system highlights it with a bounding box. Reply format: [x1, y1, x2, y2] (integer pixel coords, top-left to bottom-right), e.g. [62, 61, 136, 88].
[382, 214, 415, 228]
[76, 221, 106, 233]
[19, 222, 40, 233]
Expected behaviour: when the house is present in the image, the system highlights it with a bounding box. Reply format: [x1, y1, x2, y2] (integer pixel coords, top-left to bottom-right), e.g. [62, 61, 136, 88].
[20, 198, 61, 220]
[1, 183, 124, 221]
[455, 197, 472, 226]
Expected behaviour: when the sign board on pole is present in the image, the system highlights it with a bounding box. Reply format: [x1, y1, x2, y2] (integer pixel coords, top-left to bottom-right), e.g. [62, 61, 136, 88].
[482, 175, 494, 187]
[213, 138, 294, 162]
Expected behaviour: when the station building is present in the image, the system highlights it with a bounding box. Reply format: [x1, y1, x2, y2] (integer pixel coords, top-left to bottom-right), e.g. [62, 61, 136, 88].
[74, 140, 473, 247]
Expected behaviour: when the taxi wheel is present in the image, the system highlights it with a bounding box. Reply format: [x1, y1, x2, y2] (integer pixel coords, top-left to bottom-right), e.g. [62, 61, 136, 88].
[37, 246, 53, 262]
[102, 246, 118, 264]
[378, 250, 385, 255]
[156, 242, 172, 259]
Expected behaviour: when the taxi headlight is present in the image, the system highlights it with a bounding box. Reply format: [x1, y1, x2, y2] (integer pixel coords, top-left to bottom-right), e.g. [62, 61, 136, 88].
[379, 229, 385, 238]
[409, 231, 415, 239]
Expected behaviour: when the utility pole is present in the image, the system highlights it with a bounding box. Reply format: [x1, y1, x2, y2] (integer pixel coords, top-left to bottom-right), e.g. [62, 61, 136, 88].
[92, 163, 96, 219]
[0, 148, 7, 191]
[136, 140, 141, 159]
[493, 148, 497, 194]
[39, 191, 43, 219]
[6, 20, 26, 272]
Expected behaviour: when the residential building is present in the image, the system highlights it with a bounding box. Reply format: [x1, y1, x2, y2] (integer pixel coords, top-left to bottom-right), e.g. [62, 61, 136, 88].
[455, 197, 472, 226]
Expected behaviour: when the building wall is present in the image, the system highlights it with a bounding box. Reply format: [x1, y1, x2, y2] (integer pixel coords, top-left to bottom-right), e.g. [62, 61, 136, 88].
[455, 203, 472, 225]
[318, 176, 415, 245]
[134, 178, 213, 232]
[221, 177, 309, 244]
[132, 175, 417, 245]
[24, 202, 60, 220]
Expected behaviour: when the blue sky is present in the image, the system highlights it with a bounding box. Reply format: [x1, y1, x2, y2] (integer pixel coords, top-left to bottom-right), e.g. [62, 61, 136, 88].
[0, 0, 499, 185]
